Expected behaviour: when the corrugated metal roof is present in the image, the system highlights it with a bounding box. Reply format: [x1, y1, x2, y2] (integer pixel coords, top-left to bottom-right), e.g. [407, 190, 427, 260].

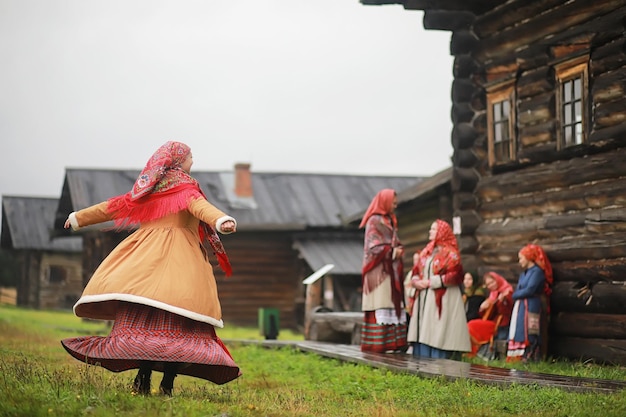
[55, 168, 423, 230]
[1, 196, 82, 251]
[293, 234, 364, 275]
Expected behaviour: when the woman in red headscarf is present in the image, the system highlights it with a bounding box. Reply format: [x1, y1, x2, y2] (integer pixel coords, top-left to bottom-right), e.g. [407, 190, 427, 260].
[359, 189, 407, 353]
[466, 272, 513, 360]
[506, 244, 553, 362]
[407, 219, 470, 358]
[61, 141, 240, 396]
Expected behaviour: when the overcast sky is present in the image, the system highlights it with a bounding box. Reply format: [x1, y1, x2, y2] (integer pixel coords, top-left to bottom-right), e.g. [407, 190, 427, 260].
[0, 0, 454, 199]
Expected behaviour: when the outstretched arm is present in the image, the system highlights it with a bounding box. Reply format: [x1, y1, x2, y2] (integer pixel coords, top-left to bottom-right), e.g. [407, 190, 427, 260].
[64, 202, 111, 230]
[188, 198, 237, 234]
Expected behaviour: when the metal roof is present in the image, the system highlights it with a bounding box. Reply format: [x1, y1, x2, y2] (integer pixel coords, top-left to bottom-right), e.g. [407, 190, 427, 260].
[293, 233, 364, 275]
[1, 196, 82, 251]
[55, 168, 423, 231]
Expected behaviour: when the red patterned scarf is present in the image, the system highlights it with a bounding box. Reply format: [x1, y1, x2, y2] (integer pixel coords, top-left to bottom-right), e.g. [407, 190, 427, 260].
[107, 141, 232, 276]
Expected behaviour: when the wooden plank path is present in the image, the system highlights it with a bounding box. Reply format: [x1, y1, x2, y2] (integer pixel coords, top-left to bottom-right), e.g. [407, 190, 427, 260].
[226, 339, 626, 394]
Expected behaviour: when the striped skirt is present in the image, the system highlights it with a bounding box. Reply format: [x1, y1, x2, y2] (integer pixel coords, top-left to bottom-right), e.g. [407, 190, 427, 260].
[61, 302, 241, 385]
[360, 310, 408, 353]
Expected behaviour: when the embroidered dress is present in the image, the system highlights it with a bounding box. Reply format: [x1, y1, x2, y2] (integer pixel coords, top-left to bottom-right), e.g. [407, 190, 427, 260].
[61, 141, 240, 385]
[359, 189, 407, 353]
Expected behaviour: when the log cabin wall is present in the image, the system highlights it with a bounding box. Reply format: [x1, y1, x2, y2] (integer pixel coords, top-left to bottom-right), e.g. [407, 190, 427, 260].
[217, 232, 301, 330]
[447, 0, 626, 364]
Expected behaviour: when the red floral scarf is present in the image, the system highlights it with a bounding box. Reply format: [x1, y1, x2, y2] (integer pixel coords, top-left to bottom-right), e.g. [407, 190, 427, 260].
[107, 141, 232, 276]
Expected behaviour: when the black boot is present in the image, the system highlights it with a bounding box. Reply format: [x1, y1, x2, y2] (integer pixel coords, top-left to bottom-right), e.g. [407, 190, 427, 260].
[159, 362, 179, 396]
[132, 361, 154, 395]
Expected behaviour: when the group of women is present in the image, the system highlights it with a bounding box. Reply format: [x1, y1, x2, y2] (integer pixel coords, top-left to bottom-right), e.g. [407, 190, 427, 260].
[359, 188, 553, 363]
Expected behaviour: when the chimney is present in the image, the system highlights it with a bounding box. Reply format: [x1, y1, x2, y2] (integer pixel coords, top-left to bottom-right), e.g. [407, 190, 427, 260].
[234, 163, 253, 197]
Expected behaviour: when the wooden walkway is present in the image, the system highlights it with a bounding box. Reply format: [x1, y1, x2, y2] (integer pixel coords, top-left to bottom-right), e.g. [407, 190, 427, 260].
[227, 339, 626, 394]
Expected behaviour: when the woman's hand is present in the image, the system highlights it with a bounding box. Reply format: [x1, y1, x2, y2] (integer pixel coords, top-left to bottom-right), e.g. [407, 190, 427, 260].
[220, 220, 236, 233]
[479, 299, 492, 312]
[64, 218, 71, 229]
[411, 278, 430, 291]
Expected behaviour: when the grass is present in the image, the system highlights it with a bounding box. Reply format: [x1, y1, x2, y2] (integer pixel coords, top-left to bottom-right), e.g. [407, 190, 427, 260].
[1, 304, 625, 417]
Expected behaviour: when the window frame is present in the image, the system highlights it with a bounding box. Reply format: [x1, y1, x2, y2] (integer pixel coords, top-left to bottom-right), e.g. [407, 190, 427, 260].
[486, 81, 516, 167]
[554, 56, 589, 150]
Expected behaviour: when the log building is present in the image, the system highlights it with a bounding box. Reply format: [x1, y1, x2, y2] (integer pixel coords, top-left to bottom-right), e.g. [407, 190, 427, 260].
[362, 0, 626, 364]
[1, 196, 83, 309]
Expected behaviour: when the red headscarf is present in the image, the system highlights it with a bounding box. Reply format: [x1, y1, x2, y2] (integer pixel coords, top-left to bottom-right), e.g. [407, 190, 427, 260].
[485, 272, 513, 302]
[107, 141, 232, 276]
[359, 189, 397, 229]
[519, 243, 553, 299]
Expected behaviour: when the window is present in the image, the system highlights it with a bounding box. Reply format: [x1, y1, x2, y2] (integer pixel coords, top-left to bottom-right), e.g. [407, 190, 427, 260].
[487, 82, 516, 166]
[48, 265, 68, 284]
[555, 57, 589, 149]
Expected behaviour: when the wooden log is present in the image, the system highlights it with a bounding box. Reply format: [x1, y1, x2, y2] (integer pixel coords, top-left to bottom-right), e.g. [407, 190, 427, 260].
[451, 123, 478, 150]
[453, 54, 479, 79]
[457, 235, 479, 254]
[423, 10, 474, 31]
[553, 258, 626, 283]
[453, 209, 481, 235]
[452, 79, 478, 103]
[472, 0, 566, 38]
[452, 192, 477, 211]
[551, 281, 626, 314]
[518, 120, 557, 148]
[451, 167, 480, 193]
[517, 67, 554, 99]
[594, 97, 626, 129]
[470, 90, 486, 112]
[588, 122, 626, 146]
[450, 30, 479, 56]
[552, 312, 626, 339]
[453, 148, 478, 168]
[591, 37, 626, 75]
[517, 91, 555, 126]
[591, 67, 626, 103]
[451, 102, 475, 124]
[474, 1, 626, 62]
[404, 0, 497, 14]
[550, 337, 626, 365]
[477, 148, 626, 201]
[479, 178, 626, 219]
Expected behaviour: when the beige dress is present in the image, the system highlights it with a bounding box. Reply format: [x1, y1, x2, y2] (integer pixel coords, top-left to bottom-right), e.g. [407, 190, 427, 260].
[409, 255, 471, 352]
[69, 198, 234, 328]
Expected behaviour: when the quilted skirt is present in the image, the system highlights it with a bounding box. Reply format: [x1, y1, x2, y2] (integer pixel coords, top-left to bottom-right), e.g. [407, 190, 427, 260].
[61, 302, 241, 385]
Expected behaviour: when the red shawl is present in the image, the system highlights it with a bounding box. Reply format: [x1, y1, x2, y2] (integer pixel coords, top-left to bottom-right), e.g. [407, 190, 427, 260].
[106, 141, 232, 276]
[360, 189, 403, 318]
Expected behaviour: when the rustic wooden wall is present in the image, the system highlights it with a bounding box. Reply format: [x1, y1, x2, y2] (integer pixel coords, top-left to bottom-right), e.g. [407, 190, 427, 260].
[38, 252, 82, 310]
[218, 232, 301, 330]
[446, 0, 626, 364]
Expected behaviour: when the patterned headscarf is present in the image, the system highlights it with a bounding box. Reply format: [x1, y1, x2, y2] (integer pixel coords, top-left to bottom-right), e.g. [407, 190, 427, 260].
[359, 189, 397, 229]
[519, 243, 553, 298]
[130, 141, 194, 200]
[107, 141, 232, 276]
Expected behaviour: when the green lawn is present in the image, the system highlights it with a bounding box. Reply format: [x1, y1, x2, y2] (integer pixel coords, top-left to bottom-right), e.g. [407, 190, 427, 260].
[1, 304, 625, 417]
